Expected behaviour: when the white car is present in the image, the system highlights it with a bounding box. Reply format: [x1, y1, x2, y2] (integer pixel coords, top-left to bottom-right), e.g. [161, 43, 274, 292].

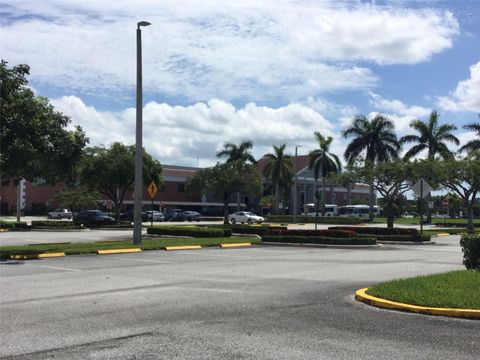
[48, 208, 73, 219]
[228, 211, 264, 224]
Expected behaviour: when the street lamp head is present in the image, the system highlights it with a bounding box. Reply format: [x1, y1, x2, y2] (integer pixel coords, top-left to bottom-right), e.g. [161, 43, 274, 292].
[137, 21, 151, 28]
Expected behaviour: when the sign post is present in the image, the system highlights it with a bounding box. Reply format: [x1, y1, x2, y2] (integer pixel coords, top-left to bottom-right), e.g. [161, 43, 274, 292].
[147, 181, 158, 228]
[442, 198, 449, 225]
[412, 178, 432, 235]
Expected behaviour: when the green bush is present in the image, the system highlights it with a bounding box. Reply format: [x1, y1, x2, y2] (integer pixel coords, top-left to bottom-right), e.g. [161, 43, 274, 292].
[0, 221, 29, 230]
[31, 220, 78, 228]
[262, 235, 376, 245]
[358, 234, 431, 242]
[266, 215, 363, 224]
[266, 229, 358, 238]
[204, 224, 287, 236]
[436, 222, 480, 228]
[147, 226, 229, 238]
[460, 234, 480, 270]
[329, 226, 418, 236]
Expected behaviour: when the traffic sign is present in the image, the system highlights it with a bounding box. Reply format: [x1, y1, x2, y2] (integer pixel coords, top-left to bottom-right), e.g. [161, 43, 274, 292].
[412, 178, 432, 199]
[147, 181, 158, 199]
[442, 199, 449, 208]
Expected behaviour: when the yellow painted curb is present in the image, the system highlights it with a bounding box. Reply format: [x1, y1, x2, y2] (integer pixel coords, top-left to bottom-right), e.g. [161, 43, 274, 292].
[97, 248, 142, 255]
[355, 288, 480, 319]
[220, 243, 251, 248]
[38, 252, 66, 258]
[0, 228, 10, 232]
[165, 245, 201, 251]
[435, 232, 450, 236]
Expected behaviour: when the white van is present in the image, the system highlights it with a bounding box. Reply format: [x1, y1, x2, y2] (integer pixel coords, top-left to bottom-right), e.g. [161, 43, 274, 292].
[303, 203, 338, 217]
[338, 205, 381, 218]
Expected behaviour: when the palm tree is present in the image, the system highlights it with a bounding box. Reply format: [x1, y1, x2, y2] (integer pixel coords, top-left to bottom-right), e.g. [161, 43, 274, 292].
[400, 111, 459, 160]
[343, 114, 400, 220]
[459, 121, 480, 153]
[262, 144, 293, 214]
[216, 141, 256, 164]
[308, 132, 341, 217]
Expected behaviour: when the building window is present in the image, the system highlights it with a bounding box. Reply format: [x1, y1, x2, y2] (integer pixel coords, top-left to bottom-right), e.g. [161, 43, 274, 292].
[177, 184, 185, 193]
[159, 185, 165, 192]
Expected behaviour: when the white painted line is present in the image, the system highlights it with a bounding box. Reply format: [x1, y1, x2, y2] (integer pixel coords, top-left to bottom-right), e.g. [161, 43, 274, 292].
[26, 264, 82, 272]
[113, 257, 175, 264]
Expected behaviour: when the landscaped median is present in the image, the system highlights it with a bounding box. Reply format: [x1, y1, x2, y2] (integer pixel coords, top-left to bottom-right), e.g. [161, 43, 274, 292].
[355, 270, 480, 319]
[0, 236, 260, 260]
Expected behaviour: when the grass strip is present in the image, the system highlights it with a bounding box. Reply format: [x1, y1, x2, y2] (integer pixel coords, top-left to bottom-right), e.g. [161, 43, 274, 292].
[0, 236, 260, 259]
[367, 270, 480, 310]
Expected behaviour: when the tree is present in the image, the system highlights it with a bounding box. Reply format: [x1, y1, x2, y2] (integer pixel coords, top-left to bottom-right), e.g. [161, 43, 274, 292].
[216, 140, 256, 164]
[308, 132, 341, 217]
[342, 114, 400, 219]
[262, 144, 293, 214]
[400, 111, 459, 223]
[435, 155, 480, 233]
[400, 111, 459, 161]
[79, 142, 162, 223]
[186, 160, 262, 224]
[0, 60, 88, 183]
[459, 120, 480, 153]
[52, 188, 101, 212]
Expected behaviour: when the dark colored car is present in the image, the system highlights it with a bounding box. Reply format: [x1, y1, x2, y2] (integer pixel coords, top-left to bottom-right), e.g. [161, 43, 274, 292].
[164, 209, 185, 222]
[183, 211, 202, 222]
[120, 211, 148, 222]
[73, 210, 115, 226]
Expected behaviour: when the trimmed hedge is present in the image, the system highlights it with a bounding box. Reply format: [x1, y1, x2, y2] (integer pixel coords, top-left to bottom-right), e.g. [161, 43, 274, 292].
[266, 229, 357, 238]
[436, 222, 480, 228]
[147, 226, 231, 238]
[358, 234, 431, 242]
[203, 224, 288, 236]
[266, 215, 363, 224]
[31, 220, 78, 228]
[460, 234, 480, 270]
[262, 235, 376, 245]
[0, 221, 29, 230]
[329, 226, 418, 236]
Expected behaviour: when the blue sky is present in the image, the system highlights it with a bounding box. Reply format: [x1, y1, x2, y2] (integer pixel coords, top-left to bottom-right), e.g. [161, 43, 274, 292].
[1, 0, 479, 166]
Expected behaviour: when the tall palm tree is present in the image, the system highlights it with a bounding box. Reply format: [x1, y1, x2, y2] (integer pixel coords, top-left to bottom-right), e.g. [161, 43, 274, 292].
[343, 114, 400, 220]
[459, 121, 480, 153]
[216, 141, 256, 164]
[400, 111, 459, 160]
[262, 144, 293, 214]
[308, 132, 342, 217]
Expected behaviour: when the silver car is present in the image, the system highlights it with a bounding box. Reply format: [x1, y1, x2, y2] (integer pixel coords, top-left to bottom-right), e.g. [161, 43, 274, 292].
[228, 211, 264, 224]
[48, 208, 73, 219]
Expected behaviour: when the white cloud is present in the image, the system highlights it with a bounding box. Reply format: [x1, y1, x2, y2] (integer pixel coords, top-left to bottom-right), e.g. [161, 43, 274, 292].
[0, 1, 458, 103]
[369, 92, 431, 132]
[52, 95, 339, 166]
[437, 61, 480, 113]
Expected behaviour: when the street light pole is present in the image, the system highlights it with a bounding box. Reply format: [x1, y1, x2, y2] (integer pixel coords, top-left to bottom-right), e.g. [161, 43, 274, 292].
[133, 21, 151, 245]
[293, 145, 301, 223]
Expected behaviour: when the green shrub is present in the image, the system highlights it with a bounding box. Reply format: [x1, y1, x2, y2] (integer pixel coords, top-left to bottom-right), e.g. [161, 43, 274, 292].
[329, 226, 418, 236]
[266, 215, 363, 224]
[31, 220, 78, 228]
[436, 222, 480, 228]
[262, 235, 376, 245]
[460, 234, 480, 270]
[358, 234, 431, 242]
[147, 226, 229, 238]
[266, 229, 357, 238]
[0, 221, 29, 230]
[203, 224, 287, 236]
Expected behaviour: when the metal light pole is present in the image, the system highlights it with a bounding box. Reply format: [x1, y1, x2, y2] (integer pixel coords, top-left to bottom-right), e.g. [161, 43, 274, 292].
[293, 145, 301, 223]
[133, 21, 151, 245]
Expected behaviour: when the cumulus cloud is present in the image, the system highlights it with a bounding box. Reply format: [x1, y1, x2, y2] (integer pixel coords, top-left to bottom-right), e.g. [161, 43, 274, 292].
[437, 61, 480, 113]
[52, 95, 341, 166]
[0, 0, 458, 103]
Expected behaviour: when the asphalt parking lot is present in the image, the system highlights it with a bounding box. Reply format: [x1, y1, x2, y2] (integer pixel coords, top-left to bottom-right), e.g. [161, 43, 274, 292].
[1, 236, 478, 359]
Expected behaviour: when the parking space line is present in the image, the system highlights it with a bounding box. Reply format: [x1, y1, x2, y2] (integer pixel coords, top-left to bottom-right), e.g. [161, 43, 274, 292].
[112, 257, 175, 264]
[25, 264, 82, 272]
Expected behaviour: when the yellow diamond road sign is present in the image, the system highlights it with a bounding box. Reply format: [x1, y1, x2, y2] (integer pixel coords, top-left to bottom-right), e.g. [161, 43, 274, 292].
[147, 181, 158, 198]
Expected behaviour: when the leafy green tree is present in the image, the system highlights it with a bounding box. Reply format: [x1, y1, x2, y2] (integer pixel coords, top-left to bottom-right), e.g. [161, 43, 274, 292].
[343, 114, 400, 219]
[52, 188, 101, 212]
[79, 142, 162, 223]
[0, 60, 88, 183]
[308, 133, 341, 216]
[186, 160, 262, 224]
[400, 111, 459, 223]
[459, 120, 480, 153]
[400, 111, 459, 160]
[216, 140, 256, 164]
[262, 144, 293, 214]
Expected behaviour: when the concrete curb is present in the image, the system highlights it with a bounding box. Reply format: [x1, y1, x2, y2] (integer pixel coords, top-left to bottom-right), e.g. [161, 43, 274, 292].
[377, 240, 436, 245]
[220, 243, 251, 248]
[10, 252, 66, 260]
[97, 248, 142, 255]
[165, 245, 202, 251]
[261, 242, 381, 249]
[355, 288, 480, 319]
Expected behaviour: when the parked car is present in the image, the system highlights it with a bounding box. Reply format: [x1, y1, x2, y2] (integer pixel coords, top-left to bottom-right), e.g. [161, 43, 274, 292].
[164, 209, 185, 222]
[120, 211, 148, 222]
[145, 210, 164, 222]
[47, 209, 73, 219]
[73, 210, 115, 226]
[228, 211, 264, 224]
[183, 211, 202, 222]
